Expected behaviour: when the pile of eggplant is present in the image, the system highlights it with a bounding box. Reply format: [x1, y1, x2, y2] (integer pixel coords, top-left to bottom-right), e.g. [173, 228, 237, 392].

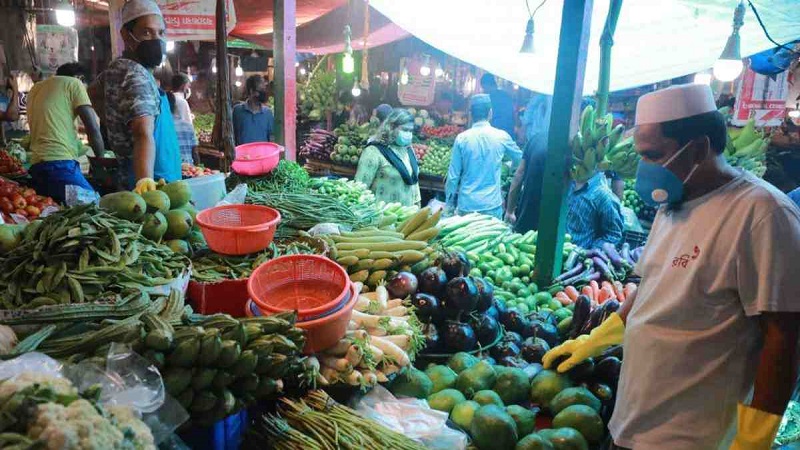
[388, 250, 504, 355]
[553, 243, 643, 288]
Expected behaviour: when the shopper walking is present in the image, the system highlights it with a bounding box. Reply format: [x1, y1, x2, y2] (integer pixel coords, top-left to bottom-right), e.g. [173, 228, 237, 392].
[170, 72, 193, 124]
[355, 109, 421, 207]
[27, 63, 104, 203]
[232, 75, 274, 145]
[543, 84, 800, 450]
[446, 94, 521, 219]
[89, 0, 181, 193]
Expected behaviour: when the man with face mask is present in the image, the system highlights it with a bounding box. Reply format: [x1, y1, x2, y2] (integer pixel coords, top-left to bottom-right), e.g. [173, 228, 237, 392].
[90, 0, 181, 193]
[446, 94, 522, 219]
[232, 75, 274, 145]
[542, 84, 800, 450]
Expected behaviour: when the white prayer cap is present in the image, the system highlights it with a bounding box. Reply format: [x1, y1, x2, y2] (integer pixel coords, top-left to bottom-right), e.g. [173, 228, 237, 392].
[635, 84, 717, 126]
[121, 0, 163, 28]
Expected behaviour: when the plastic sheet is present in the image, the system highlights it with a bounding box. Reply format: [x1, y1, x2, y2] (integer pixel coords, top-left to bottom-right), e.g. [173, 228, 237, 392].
[356, 385, 468, 450]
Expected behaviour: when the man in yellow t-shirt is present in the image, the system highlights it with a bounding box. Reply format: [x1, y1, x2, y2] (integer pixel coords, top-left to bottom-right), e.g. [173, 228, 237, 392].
[27, 63, 104, 203]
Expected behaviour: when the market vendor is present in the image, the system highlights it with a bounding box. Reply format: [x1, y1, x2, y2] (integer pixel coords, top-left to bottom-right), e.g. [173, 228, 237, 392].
[543, 84, 800, 450]
[90, 0, 181, 193]
[27, 63, 105, 204]
[445, 94, 521, 219]
[355, 109, 421, 207]
[565, 171, 624, 248]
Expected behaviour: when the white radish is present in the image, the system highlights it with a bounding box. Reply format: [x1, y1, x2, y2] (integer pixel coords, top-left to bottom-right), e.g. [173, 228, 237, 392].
[384, 306, 408, 317]
[319, 355, 352, 373]
[382, 364, 400, 376]
[351, 310, 406, 329]
[325, 339, 353, 356]
[375, 285, 389, 310]
[317, 374, 330, 386]
[361, 369, 378, 386]
[355, 295, 371, 312]
[345, 329, 369, 340]
[347, 320, 358, 330]
[371, 336, 410, 367]
[345, 345, 363, 367]
[345, 370, 364, 386]
[386, 299, 404, 309]
[381, 335, 410, 350]
[353, 281, 364, 294]
[366, 327, 387, 337]
[321, 367, 340, 383]
[362, 291, 378, 301]
[369, 344, 384, 362]
[376, 371, 389, 383]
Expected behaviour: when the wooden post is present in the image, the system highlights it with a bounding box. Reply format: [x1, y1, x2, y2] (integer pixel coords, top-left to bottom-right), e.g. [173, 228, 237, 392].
[215, 0, 235, 169]
[273, 0, 297, 160]
[534, 0, 594, 286]
[107, 0, 124, 58]
[595, 0, 623, 117]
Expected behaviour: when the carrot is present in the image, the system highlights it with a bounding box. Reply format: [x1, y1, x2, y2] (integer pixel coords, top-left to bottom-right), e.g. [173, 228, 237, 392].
[581, 285, 594, 301]
[598, 285, 615, 304]
[590, 280, 600, 301]
[613, 281, 625, 302]
[565, 285, 580, 302]
[555, 291, 572, 305]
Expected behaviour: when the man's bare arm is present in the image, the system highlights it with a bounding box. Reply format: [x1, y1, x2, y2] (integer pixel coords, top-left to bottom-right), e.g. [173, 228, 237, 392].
[505, 160, 526, 219]
[130, 115, 156, 180]
[76, 105, 105, 157]
[750, 312, 800, 414]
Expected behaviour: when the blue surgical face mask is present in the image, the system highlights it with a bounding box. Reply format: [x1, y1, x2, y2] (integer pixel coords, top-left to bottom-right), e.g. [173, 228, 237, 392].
[634, 141, 699, 207]
[396, 130, 413, 146]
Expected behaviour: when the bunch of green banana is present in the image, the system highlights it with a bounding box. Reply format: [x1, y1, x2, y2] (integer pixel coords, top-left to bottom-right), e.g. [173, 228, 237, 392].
[606, 135, 640, 179]
[571, 105, 626, 183]
[725, 118, 770, 177]
[299, 70, 338, 121]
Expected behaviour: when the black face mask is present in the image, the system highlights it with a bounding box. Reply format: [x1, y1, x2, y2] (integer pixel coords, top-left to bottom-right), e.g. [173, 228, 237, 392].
[256, 91, 268, 103]
[134, 38, 166, 68]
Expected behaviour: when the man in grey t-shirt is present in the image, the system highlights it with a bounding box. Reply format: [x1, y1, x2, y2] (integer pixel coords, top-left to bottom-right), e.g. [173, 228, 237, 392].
[544, 84, 800, 450]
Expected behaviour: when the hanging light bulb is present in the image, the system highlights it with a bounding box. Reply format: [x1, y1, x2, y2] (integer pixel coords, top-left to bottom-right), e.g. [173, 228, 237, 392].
[166, 41, 175, 53]
[342, 25, 355, 74]
[713, 1, 745, 82]
[694, 72, 713, 85]
[400, 68, 409, 85]
[434, 64, 444, 78]
[295, 61, 299, 67]
[235, 63, 244, 77]
[519, 18, 534, 54]
[235, 80, 242, 87]
[513, 84, 520, 90]
[351, 81, 362, 97]
[55, 1, 76, 27]
[299, 67, 307, 76]
[250, 50, 258, 59]
[211, 57, 217, 74]
[419, 54, 431, 77]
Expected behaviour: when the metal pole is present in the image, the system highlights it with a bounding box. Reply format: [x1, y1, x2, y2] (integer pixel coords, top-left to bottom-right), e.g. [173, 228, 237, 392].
[273, 0, 297, 160]
[534, 0, 595, 286]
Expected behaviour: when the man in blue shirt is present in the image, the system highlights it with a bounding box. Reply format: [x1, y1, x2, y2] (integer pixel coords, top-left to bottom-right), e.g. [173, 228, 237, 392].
[789, 187, 800, 208]
[446, 94, 522, 219]
[232, 75, 273, 145]
[480, 73, 515, 138]
[566, 172, 624, 248]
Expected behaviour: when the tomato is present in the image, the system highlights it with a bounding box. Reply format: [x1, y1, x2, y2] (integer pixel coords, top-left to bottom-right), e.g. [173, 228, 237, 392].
[23, 195, 36, 206]
[21, 188, 36, 198]
[14, 209, 27, 218]
[10, 194, 26, 209]
[0, 185, 14, 198]
[0, 199, 13, 214]
[25, 205, 40, 217]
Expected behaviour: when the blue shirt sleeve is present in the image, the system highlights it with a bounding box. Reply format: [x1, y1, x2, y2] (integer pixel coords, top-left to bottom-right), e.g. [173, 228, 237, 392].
[501, 131, 523, 165]
[593, 191, 624, 247]
[789, 187, 800, 208]
[232, 105, 243, 145]
[265, 108, 274, 142]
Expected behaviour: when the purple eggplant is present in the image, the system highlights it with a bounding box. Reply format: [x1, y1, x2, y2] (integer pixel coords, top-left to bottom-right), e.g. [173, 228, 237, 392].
[473, 278, 495, 313]
[569, 295, 592, 339]
[592, 256, 617, 282]
[418, 267, 448, 297]
[470, 314, 501, 345]
[554, 259, 588, 284]
[602, 242, 629, 270]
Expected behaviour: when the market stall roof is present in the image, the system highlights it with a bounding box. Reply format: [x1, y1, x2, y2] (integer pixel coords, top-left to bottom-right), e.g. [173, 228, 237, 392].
[368, 0, 800, 95]
[230, 2, 409, 54]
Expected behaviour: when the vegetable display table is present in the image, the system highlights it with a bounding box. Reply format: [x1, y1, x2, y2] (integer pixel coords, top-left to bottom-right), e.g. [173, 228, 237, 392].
[304, 159, 445, 193]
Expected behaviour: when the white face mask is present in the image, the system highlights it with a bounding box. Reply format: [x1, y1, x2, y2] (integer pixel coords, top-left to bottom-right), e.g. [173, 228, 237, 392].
[396, 130, 413, 146]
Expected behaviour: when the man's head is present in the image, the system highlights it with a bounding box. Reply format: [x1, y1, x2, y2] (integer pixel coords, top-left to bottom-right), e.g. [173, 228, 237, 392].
[245, 75, 266, 103]
[470, 94, 492, 123]
[120, 0, 166, 69]
[634, 84, 727, 197]
[56, 62, 87, 81]
[374, 103, 393, 123]
[480, 73, 497, 92]
[171, 72, 190, 93]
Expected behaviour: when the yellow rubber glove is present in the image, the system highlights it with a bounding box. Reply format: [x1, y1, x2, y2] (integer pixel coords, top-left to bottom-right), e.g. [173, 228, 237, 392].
[542, 313, 625, 373]
[133, 178, 157, 194]
[729, 403, 783, 450]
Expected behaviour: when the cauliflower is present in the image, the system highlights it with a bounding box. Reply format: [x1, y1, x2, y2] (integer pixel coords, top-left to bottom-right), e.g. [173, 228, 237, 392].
[107, 405, 156, 450]
[29, 400, 127, 450]
[0, 373, 76, 403]
[413, 117, 424, 126]
[418, 109, 429, 119]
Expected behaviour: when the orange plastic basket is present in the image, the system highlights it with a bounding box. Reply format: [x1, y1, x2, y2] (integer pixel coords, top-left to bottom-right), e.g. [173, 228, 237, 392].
[245, 281, 357, 354]
[195, 204, 281, 255]
[248, 255, 350, 320]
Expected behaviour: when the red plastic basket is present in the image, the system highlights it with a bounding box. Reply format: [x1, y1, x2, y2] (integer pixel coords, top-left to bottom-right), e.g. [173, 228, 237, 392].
[245, 281, 357, 354]
[195, 204, 281, 256]
[247, 255, 350, 320]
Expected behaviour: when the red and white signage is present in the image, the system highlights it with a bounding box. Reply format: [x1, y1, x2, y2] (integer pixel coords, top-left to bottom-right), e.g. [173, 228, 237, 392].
[159, 0, 236, 40]
[398, 57, 436, 107]
[732, 61, 790, 127]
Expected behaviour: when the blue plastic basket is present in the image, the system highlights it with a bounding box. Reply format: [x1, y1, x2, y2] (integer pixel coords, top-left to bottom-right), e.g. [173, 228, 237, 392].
[178, 409, 248, 450]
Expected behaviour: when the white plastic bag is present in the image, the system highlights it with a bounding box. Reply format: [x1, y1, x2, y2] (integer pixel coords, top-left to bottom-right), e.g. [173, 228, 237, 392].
[356, 385, 468, 450]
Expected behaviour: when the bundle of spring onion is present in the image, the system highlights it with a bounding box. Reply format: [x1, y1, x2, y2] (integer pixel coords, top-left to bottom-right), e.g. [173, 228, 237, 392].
[191, 240, 321, 283]
[313, 284, 423, 388]
[247, 191, 379, 238]
[227, 160, 311, 194]
[243, 390, 427, 450]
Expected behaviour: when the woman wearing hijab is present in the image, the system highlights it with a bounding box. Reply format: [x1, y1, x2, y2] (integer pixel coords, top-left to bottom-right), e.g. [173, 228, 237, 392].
[355, 109, 421, 206]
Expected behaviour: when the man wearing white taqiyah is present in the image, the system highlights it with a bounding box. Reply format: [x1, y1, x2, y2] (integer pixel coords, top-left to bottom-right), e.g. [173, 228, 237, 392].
[543, 83, 800, 450]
